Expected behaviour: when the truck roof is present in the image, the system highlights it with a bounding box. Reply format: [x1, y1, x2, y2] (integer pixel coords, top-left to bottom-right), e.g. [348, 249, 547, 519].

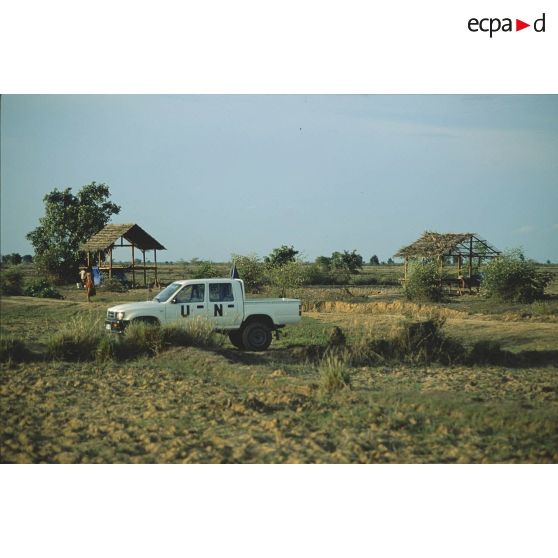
[171, 278, 242, 285]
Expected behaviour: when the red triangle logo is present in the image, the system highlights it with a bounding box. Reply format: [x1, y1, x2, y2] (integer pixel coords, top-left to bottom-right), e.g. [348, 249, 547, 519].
[516, 19, 530, 31]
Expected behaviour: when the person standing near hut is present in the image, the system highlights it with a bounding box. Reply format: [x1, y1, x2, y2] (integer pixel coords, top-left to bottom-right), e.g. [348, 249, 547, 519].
[84, 269, 96, 302]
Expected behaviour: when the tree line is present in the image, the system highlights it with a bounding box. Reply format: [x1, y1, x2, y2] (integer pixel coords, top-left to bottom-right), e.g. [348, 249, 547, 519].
[5, 181, 553, 303]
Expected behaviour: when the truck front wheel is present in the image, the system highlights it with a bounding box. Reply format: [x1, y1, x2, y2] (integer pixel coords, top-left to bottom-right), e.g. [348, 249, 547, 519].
[242, 322, 272, 351]
[228, 330, 245, 350]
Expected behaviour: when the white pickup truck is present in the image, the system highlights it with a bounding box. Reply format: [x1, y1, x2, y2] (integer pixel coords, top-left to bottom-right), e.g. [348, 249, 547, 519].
[105, 278, 302, 351]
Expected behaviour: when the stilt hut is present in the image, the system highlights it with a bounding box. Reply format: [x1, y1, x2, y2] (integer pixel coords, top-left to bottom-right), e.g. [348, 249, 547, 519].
[81, 224, 166, 287]
[395, 231, 500, 282]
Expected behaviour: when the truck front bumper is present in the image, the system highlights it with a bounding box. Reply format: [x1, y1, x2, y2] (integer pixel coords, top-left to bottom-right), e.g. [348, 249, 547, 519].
[105, 320, 128, 333]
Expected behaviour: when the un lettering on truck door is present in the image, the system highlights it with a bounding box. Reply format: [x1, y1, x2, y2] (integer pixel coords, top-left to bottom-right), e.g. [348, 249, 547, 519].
[209, 282, 238, 327]
[167, 283, 206, 321]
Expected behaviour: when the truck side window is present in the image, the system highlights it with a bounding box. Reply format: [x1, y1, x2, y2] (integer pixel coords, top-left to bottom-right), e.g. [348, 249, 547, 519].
[175, 284, 205, 303]
[209, 283, 234, 302]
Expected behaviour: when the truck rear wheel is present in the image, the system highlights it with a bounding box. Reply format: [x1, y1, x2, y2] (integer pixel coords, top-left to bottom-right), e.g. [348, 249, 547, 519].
[242, 321, 272, 351]
[228, 330, 245, 350]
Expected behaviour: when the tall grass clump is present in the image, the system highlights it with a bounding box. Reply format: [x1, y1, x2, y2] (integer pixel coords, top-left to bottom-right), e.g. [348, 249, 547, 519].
[404, 261, 443, 302]
[482, 249, 553, 303]
[318, 352, 352, 395]
[361, 318, 465, 365]
[117, 321, 165, 358]
[162, 316, 222, 349]
[47, 316, 103, 361]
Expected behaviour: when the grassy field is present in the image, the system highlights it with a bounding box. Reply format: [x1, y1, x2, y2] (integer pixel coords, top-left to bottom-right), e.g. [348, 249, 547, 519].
[1, 264, 558, 463]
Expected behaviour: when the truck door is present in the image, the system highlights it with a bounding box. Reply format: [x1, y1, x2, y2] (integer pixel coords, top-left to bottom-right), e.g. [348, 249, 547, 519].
[167, 283, 207, 322]
[207, 282, 240, 328]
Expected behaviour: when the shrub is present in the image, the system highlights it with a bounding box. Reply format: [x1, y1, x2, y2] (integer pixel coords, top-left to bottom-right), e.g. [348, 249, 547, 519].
[111, 317, 222, 360]
[100, 277, 128, 293]
[0, 337, 32, 363]
[24, 279, 64, 299]
[318, 353, 352, 394]
[482, 250, 553, 303]
[404, 261, 443, 302]
[266, 260, 310, 297]
[191, 261, 221, 279]
[47, 317, 103, 361]
[305, 264, 332, 285]
[0, 268, 24, 295]
[362, 319, 465, 365]
[231, 254, 267, 293]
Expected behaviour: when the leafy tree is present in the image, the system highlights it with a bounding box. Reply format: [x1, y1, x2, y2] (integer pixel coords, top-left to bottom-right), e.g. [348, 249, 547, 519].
[265, 245, 299, 267]
[482, 249, 552, 303]
[387, 257, 395, 265]
[26, 182, 120, 283]
[331, 250, 363, 275]
[315, 256, 331, 271]
[266, 260, 309, 297]
[231, 253, 267, 293]
[1, 253, 22, 265]
[22, 255, 34, 264]
[369, 255, 380, 265]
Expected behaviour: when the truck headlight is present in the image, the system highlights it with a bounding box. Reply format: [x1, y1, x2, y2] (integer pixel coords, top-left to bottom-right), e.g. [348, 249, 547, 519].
[116, 311, 125, 320]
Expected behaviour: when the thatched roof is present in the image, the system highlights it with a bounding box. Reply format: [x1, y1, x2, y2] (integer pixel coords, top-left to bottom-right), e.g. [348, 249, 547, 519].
[81, 224, 166, 252]
[395, 231, 499, 259]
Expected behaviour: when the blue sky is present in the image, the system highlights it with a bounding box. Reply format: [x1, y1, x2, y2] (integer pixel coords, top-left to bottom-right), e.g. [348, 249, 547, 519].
[1, 95, 557, 263]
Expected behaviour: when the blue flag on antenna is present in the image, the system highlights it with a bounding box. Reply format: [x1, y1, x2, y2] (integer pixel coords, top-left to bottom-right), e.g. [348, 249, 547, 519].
[230, 263, 240, 279]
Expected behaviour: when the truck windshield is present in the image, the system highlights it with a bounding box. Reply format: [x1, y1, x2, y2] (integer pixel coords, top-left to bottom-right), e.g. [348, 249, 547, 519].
[153, 282, 182, 303]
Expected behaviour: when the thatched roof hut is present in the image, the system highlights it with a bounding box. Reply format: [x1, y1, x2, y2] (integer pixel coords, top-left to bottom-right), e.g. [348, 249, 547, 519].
[81, 224, 166, 286]
[395, 231, 500, 280]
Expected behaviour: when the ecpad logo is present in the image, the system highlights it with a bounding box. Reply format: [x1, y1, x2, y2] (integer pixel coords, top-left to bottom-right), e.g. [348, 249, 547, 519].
[468, 13, 546, 37]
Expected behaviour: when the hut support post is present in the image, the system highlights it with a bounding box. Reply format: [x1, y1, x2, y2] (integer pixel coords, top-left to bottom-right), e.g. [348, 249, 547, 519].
[468, 236, 473, 278]
[143, 250, 147, 286]
[132, 244, 136, 287]
[154, 250, 158, 287]
[109, 246, 113, 280]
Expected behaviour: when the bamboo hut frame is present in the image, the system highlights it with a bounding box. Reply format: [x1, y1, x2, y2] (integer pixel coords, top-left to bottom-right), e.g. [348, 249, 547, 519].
[395, 231, 500, 281]
[81, 224, 166, 287]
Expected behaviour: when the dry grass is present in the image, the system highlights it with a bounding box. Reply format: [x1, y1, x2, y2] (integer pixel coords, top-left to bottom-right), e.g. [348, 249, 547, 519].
[2, 275, 558, 463]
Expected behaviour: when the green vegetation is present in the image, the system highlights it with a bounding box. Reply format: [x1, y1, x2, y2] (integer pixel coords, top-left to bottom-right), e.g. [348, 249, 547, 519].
[264, 245, 299, 266]
[404, 261, 442, 302]
[26, 182, 120, 283]
[1, 264, 557, 463]
[191, 261, 221, 279]
[482, 249, 553, 303]
[318, 353, 352, 395]
[24, 279, 64, 299]
[0, 268, 24, 295]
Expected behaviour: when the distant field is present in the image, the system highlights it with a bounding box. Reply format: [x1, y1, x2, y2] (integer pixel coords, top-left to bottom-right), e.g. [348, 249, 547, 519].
[2, 273, 557, 463]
